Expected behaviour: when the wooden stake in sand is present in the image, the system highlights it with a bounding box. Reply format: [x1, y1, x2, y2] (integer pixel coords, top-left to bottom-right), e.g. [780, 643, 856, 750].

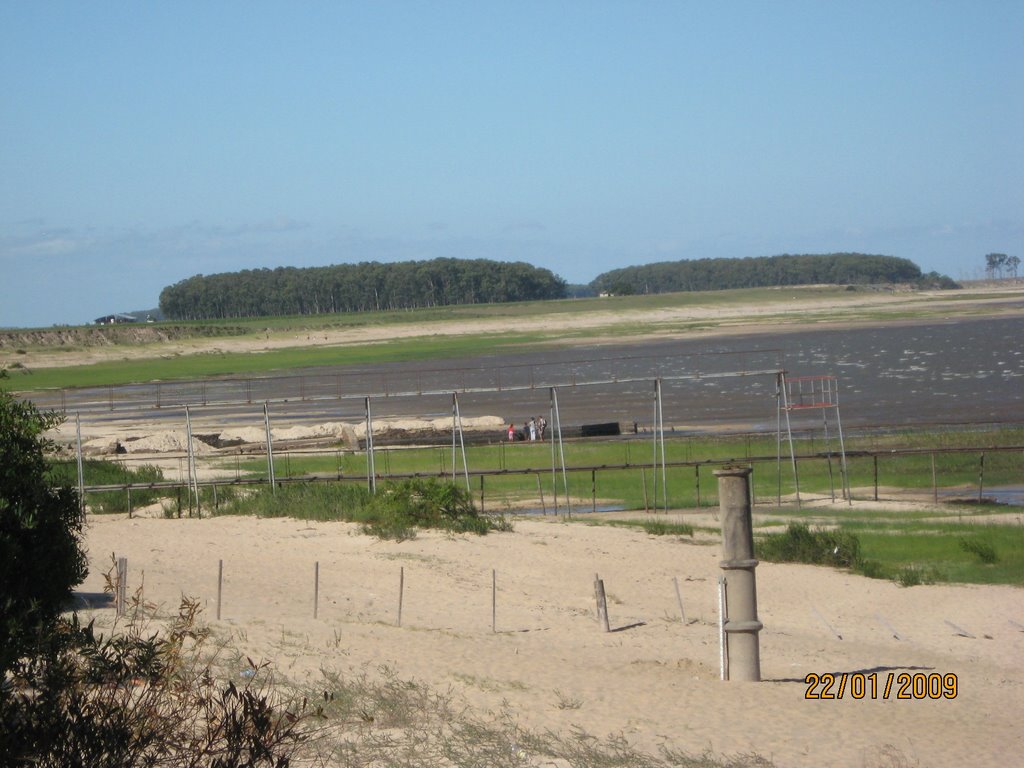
[673, 576, 686, 624]
[397, 566, 405, 627]
[314, 561, 320, 619]
[115, 557, 128, 617]
[217, 559, 224, 620]
[491, 569, 497, 633]
[594, 574, 610, 632]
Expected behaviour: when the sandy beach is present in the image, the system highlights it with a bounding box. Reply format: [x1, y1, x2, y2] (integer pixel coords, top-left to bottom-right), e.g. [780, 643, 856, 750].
[20, 284, 1024, 764]
[75, 506, 1024, 767]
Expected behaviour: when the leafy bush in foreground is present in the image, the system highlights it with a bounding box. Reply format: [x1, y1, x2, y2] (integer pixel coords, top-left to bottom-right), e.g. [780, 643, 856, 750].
[1, 382, 88, 676]
[0, 596, 315, 767]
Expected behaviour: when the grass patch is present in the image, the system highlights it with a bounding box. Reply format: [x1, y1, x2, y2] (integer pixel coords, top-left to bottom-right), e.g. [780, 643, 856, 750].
[48, 458, 165, 514]
[5, 284, 989, 391]
[589, 517, 695, 538]
[959, 536, 998, 564]
[7, 331, 549, 391]
[223, 426, 1024, 514]
[213, 477, 512, 540]
[851, 522, 1023, 586]
[755, 523, 861, 569]
[642, 519, 696, 537]
[756, 521, 1024, 587]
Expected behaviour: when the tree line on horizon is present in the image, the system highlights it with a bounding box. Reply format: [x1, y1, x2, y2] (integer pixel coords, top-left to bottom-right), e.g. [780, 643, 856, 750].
[590, 253, 957, 295]
[157, 253, 957, 320]
[158, 258, 567, 320]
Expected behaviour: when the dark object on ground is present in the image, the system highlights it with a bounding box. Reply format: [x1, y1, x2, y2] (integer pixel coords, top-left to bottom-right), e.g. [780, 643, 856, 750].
[580, 422, 622, 438]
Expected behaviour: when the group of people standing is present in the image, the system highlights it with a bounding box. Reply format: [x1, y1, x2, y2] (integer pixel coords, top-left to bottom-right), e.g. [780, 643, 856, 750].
[507, 415, 547, 442]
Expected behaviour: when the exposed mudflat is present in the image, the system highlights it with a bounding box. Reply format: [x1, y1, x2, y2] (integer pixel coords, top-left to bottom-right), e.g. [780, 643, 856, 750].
[8, 285, 1024, 444]
[37, 313, 1024, 448]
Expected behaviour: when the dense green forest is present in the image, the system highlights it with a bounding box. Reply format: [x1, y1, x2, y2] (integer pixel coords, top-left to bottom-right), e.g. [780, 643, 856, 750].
[158, 253, 957, 321]
[159, 258, 567, 320]
[589, 253, 953, 295]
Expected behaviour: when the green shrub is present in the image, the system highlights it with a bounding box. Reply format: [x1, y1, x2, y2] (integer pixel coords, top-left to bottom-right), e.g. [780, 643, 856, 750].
[755, 523, 861, 568]
[361, 510, 419, 542]
[215, 477, 510, 539]
[894, 565, 942, 587]
[48, 459, 167, 514]
[0, 596, 314, 766]
[373, 478, 497, 534]
[89, 465, 164, 514]
[856, 559, 891, 580]
[0, 383, 88, 676]
[642, 520, 695, 537]
[959, 537, 998, 564]
[217, 480, 372, 522]
[755, 523, 957, 587]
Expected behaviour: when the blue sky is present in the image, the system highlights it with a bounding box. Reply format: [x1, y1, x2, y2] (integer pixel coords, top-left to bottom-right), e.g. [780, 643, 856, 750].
[2, 1, 1021, 327]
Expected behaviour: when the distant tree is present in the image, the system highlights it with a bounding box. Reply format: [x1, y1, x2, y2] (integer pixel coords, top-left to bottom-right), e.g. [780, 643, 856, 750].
[916, 271, 961, 290]
[1006, 255, 1021, 278]
[590, 253, 922, 295]
[607, 281, 636, 296]
[0, 374, 88, 676]
[985, 253, 1009, 279]
[159, 258, 568, 320]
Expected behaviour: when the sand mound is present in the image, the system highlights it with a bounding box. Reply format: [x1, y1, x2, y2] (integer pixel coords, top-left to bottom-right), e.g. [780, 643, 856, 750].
[125, 431, 214, 455]
[81, 431, 213, 456]
[351, 415, 505, 438]
[215, 426, 267, 444]
[76, 416, 508, 456]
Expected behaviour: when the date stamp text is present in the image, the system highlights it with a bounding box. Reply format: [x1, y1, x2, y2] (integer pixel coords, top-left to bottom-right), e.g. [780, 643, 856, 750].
[804, 672, 958, 700]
